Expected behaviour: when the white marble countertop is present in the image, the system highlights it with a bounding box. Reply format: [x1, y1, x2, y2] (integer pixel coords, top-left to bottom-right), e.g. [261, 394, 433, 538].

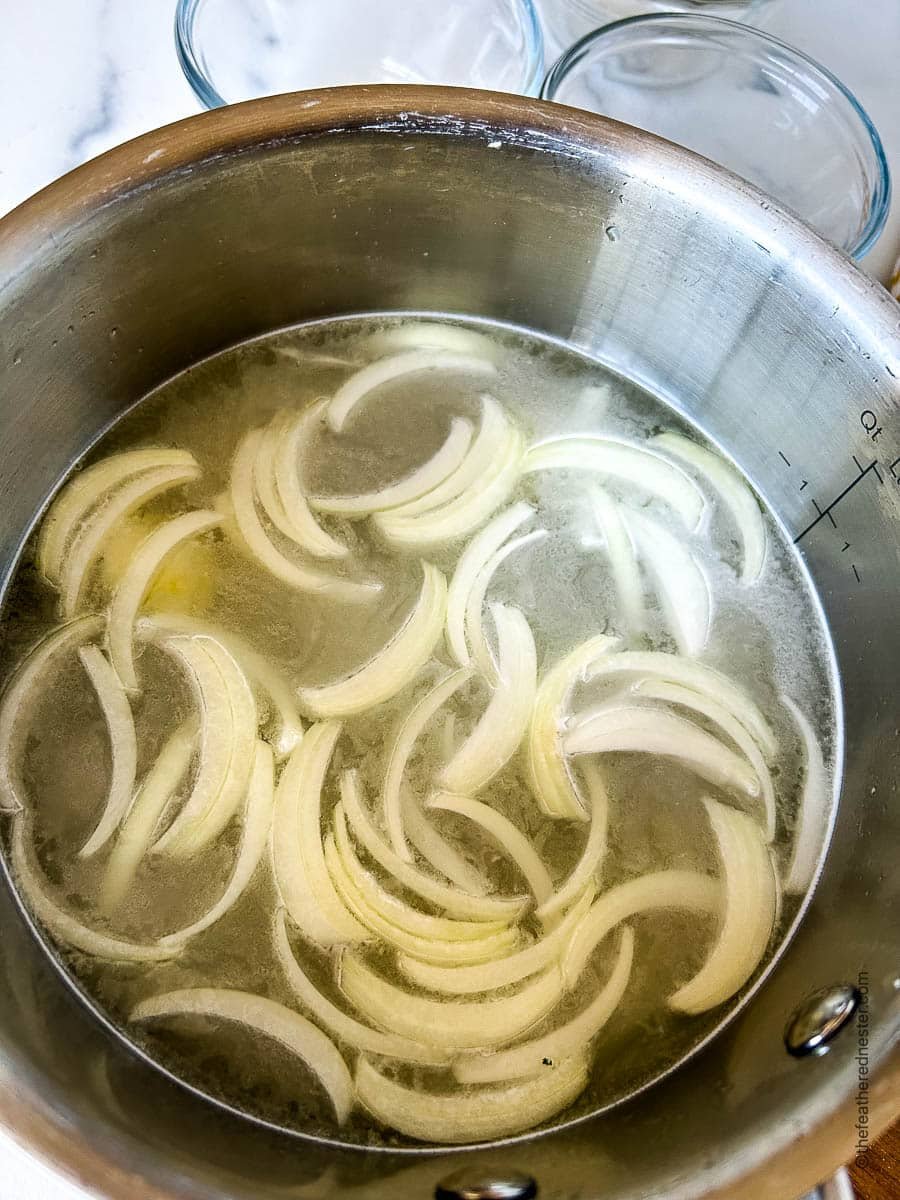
[0, 2, 897, 1197]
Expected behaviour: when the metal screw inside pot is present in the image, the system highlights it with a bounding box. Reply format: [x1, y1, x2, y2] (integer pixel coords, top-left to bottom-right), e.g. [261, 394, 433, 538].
[785, 985, 861, 1057]
[435, 1168, 538, 1200]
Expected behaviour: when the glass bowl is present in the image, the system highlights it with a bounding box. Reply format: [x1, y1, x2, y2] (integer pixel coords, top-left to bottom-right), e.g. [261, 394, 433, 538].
[542, 14, 890, 258]
[175, 0, 544, 106]
[541, 0, 776, 51]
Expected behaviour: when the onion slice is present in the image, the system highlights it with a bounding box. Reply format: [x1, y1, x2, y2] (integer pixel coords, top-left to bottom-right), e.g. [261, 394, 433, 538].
[11, 820, 172, 962]
[382, 668, 474, 859]
[37, 448, 198, 586]
[0, 616, 103, 812]
[273, 911, 449, 1064]
[298, 562, 447, 718]
[652, 432, 766, 584]
[311, 418, 473, 515]
[669, 799, 777, 1014]
[159, 740, 275, 947]
[588, 484, 645, 637]
[339, 954, 563, 1051]
[326, 350, 496, 433]
[78, 645, 138, 858]
[563, 870, 721, 987]
[522, 437, 704, 530]
[624, 508, 710, 657]
[366, 322, 500, 360]
[564, 704, 760, 797]
[440, 604, 536, 795]
[401, 789, 490, 897]
[132, 988, 353, 1123]
[527, 635, 620, 821]
[466, 529, 547, 681]
[536, 761, 609, 923]
[272, 403, 349, 559]
[355, 1054, 587, 1144]
[781, 695, 830, 895]
[271, 723, 368, 947]
[454, 927, 634, 1084]
[107, 510, 221, 692]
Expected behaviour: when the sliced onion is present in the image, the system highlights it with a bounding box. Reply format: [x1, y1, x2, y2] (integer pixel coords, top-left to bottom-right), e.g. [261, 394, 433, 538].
[526, 634, 620, 821]
[382, 668, 474, 860]
[385, 396, 513, 519]
[11, 819, 173, 962]
[355, 1053, 587, 1144]
[563, 870, 720, 987]
[107, 510, 221, 692]
[132, 988, 353, 1123]
[59, 463, 202, 617]
[273, 910, 449, 1064]
[271, 723, 368, 947]
[634, 678, 776, 840]
[272, 403, 349, 559]
[440, 605, 536, 795]
[339, 954, 563, 1050]
[37, 448, 198, 586]
[77, 645, 138, 858]
[399, 885, 595, 996]
[584, 650, 777, 760]
[624, 508, 710, 657]
[454, 927, 634, 1084]
[652, 432, 766, 584]
[340, 768, 525, 922]
[298, 562, 447, 718]
[588, 484, 645, 637]
[326, 350, 497, 433]
[229, 430, 379, 604]
[366, 322, 500, 360]
[781, 695, 830, 895]
[0, 616, 103, 812]
[374, 423, 524, 550]
[159, 740, 274, 947]
[401, 789, 490, 897]
[536, 761, 609, 923]
[466, 529, 547, 681]
[100, 721, 197, 912]
[564, 704, 760, 797]
[427, 791, 552, 910]
[522, 437, 704, 530]
[310, 418, 473, 515]
[669, 799, 777, 1014]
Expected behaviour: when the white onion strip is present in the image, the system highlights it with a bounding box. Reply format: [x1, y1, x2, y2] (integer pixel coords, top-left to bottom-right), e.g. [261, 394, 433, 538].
[298, 563, 447, 718]
[563, 870, 721, 987]
[132, 989, 353, 1123]
[401, 789, 490, 897]
[536, 761, 609, 923]
[564, 704, 760, 797]
[37, 448, 198, 586]
[78, 646, 138, 858]
[440, 605, 536, 795]
[366, 322, 500, 361]
[11, 820, 172, 962]
[624, 508, 711, 657]
[274, 911, 449, 1065]
[326, 350, 497, 433]
[339, 769, 524, 922]
[159, 741, 275, 947]
[382, 668, 474, 859]
[355, 1054, 587, 1145]
[781, 695, 829, 895]
[653, 432, 766, 584]
[427, 792, 552, 910]
[339, 954, 563, 1051]
[311, 418, 473, 515]
[108, 510, 221, 692]
[59, 463, 202, 617]
[466, 529, 547, 681]
[454, 927, 634, 1084]
[669, 799, 777, 1014]
[272, 403, 349, 559]
[588, 484, 645, 637]
[0, 616, 103, 812]
[523, 437, 704, 530]
[527, 635, 620, 821]
[271, 723, 368, 947]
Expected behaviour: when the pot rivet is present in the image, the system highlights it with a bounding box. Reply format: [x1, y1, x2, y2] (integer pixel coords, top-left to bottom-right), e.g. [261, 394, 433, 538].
[435, 1168, 538, 1200]
[785, 985, 860, 1057]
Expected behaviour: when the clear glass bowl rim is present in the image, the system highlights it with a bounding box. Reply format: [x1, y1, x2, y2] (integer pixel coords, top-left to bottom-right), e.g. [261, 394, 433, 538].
[174, 0, 546, 107]
[540, 12, 891, 259]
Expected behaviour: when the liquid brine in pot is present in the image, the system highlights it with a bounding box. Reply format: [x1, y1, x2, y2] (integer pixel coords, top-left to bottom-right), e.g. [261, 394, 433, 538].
[0, 315, 838, 1146]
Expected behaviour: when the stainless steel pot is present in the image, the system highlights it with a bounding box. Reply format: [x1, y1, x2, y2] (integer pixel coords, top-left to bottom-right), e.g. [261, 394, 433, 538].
[0, 87, 897, 1200]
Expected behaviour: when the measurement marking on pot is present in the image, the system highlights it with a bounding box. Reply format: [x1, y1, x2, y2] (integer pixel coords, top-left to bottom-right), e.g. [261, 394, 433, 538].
[799, 479, 808, 491]
[779, 450, 791, 466]
[793, 459, 882, 544]
[852, 564, 861, 583]
[841, 542, 850, 553]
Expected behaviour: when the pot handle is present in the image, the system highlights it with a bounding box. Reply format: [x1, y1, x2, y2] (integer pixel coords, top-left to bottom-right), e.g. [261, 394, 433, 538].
[802, 1167, 855, 1200]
